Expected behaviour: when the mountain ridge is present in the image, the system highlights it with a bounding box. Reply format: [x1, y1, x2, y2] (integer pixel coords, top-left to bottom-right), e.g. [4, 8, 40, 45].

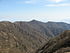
[0, 20, 70, 53]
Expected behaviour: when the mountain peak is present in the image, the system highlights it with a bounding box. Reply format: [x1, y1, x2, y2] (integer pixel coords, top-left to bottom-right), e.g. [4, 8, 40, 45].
[30, 20, 39, 22]
[30, 20, 45, 24]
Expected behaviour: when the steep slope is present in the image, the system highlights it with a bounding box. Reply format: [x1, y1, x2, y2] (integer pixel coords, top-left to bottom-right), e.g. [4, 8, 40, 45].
[36, 30, 70, 53]
[0, 21, 48, 53]
[28, 20, 54, 37]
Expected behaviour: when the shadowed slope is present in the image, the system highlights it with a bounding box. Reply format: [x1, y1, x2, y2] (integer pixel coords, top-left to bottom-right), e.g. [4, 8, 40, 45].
[36, 30, 70, 53]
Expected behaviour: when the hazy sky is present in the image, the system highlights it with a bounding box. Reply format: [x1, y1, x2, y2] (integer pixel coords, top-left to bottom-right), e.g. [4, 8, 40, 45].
[0, 0, 70, 23]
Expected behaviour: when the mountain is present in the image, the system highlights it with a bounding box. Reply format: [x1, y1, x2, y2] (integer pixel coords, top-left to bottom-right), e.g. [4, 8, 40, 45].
[46, 22, 70, 36]
[29, 20, 70, 37]
[0, 20, 70, 53]
[36, 30, 70, 53]
[0, 21, 48, 53]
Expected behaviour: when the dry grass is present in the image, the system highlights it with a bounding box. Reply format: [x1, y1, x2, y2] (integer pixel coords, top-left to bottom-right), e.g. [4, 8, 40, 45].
[65, 52, 70, 53]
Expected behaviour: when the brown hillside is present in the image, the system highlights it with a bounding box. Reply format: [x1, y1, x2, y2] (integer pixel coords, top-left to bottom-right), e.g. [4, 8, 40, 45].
[36, 30, 70, 53]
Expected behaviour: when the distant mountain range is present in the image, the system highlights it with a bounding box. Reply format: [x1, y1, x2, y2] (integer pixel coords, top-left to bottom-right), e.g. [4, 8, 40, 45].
[29, 20, 70, 37]
[0, 20, 70, 53]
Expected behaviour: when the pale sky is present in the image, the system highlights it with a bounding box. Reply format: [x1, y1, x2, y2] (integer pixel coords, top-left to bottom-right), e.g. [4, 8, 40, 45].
[0, 0, 70, 23]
